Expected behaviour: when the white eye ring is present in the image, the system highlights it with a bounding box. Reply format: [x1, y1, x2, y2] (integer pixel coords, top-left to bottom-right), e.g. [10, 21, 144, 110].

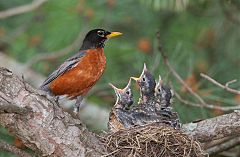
[97, 30, 105, 37]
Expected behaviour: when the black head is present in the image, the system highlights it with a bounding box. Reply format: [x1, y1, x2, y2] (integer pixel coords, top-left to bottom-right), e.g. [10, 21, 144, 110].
[131, 63, 156, 96]
[155, 75, 173, 104]
[109, 79, 134, 109]
[80, 29, 122, 50]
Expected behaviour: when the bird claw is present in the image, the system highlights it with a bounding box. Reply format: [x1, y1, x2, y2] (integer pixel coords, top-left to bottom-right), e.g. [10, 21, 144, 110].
[73, 106, 79, 114]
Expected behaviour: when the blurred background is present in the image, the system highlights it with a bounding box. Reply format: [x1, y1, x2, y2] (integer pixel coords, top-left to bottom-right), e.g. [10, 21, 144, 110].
[0, 0, 240, 156]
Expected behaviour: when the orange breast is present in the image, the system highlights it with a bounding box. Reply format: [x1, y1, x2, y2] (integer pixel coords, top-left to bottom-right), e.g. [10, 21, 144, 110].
[49, 48, 106, 98]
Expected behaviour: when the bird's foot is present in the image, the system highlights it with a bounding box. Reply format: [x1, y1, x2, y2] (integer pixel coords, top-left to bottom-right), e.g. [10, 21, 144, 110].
[73, 107, 79, 115]
[72, 96, 83, 118]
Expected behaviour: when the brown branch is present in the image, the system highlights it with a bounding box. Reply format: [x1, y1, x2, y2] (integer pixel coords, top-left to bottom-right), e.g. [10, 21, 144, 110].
[206, 136, 240, 155]
[0, 0, 48, 19]
[182, 111, 240, 143]
[156, 31, 207, 106]
[0, 67, 106, 156]
[201, 73, 240, 95]
[0, 140, 31, 157]
[174, 91, 240, 111]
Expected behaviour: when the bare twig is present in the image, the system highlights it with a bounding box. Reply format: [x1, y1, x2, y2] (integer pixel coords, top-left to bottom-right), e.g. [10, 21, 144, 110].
[0, 0, 48, 19]
[174, 91, 240, 111]
[25, 26, 88, 68]
[201, 73, 240, 95]
[207, 136, 240, 155]
[0, 140, 31, 157]
[156, 31, 207, 105]
[226, 79, 237, 87]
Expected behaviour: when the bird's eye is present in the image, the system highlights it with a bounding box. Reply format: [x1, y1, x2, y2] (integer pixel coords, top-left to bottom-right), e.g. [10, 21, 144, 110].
[97, 31, 105, 37]
[126, 91, 130, 95]
[142, 77, 146, 82]
[158, 88, 161, 92]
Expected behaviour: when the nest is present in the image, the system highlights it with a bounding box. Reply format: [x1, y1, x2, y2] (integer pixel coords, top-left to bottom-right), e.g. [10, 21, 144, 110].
[102, 124, 206, 157]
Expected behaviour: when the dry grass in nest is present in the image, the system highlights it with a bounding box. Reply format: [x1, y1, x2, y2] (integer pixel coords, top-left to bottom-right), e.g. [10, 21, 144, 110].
[101, 124, 206, 157]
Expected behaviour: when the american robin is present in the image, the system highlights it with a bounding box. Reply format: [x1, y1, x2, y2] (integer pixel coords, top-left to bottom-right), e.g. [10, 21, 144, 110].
[155, 75, 173, 107]
[131, 63, 156, 106]
[108, 79, 134, 132]
[40, 29, 122, 113]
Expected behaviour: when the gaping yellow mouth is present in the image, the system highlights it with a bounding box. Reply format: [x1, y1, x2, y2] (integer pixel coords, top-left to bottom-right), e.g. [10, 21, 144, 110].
[106, 32, 122, 38]
[131, 77, 140, 81]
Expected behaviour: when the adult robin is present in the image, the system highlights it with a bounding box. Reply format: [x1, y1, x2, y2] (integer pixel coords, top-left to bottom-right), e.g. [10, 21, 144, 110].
[108, 79, 134, 132]
[131, 63, 156, 106]
[40, 29, 122, 113]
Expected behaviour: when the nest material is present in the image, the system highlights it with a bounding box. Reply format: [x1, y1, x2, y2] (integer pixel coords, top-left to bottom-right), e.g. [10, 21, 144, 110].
[102, 124, 206, 157]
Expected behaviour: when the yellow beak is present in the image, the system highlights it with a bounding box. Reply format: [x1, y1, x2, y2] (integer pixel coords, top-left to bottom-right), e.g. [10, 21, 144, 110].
[109, 83, 124, 96]
[131, 77, 140, 81]
[106, 32, 122, 38]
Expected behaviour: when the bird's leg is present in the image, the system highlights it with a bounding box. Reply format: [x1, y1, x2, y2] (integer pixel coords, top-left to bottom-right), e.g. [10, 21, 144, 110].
[54, 96, 59, 102]
[74, 96, 83, 115]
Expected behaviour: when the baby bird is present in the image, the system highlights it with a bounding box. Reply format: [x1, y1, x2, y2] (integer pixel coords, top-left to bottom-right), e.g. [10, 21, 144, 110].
[155, 75, 181, 129]
[108, 79, 134, 132]
[155, 75, 173, 108]
[131, 63, 156, 106]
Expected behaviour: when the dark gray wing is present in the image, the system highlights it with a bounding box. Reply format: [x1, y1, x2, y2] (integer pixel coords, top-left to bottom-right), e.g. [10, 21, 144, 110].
[40, 51, 86, 91]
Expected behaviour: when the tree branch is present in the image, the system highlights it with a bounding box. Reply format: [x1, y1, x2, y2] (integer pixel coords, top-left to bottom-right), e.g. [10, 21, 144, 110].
[206, 136, 240, 155]
[201, 73, 240, 95]
[174, 91, 240, 111]
[0, 140, 31, 157]
[183, 111, 240, 143]
[0, 67, 106, 156]
[0, 0, 48, 19]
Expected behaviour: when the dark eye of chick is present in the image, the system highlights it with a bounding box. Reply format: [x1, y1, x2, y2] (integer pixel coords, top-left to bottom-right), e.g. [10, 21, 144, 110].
[142, 77, 146, 82]
[126, 91, 130, 95]
[158, 88, 161, 92]
[97, 31, 105, 37]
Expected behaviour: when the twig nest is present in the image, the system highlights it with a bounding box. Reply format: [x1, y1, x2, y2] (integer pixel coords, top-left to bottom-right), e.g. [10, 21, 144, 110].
[103, 124, 206, 157]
